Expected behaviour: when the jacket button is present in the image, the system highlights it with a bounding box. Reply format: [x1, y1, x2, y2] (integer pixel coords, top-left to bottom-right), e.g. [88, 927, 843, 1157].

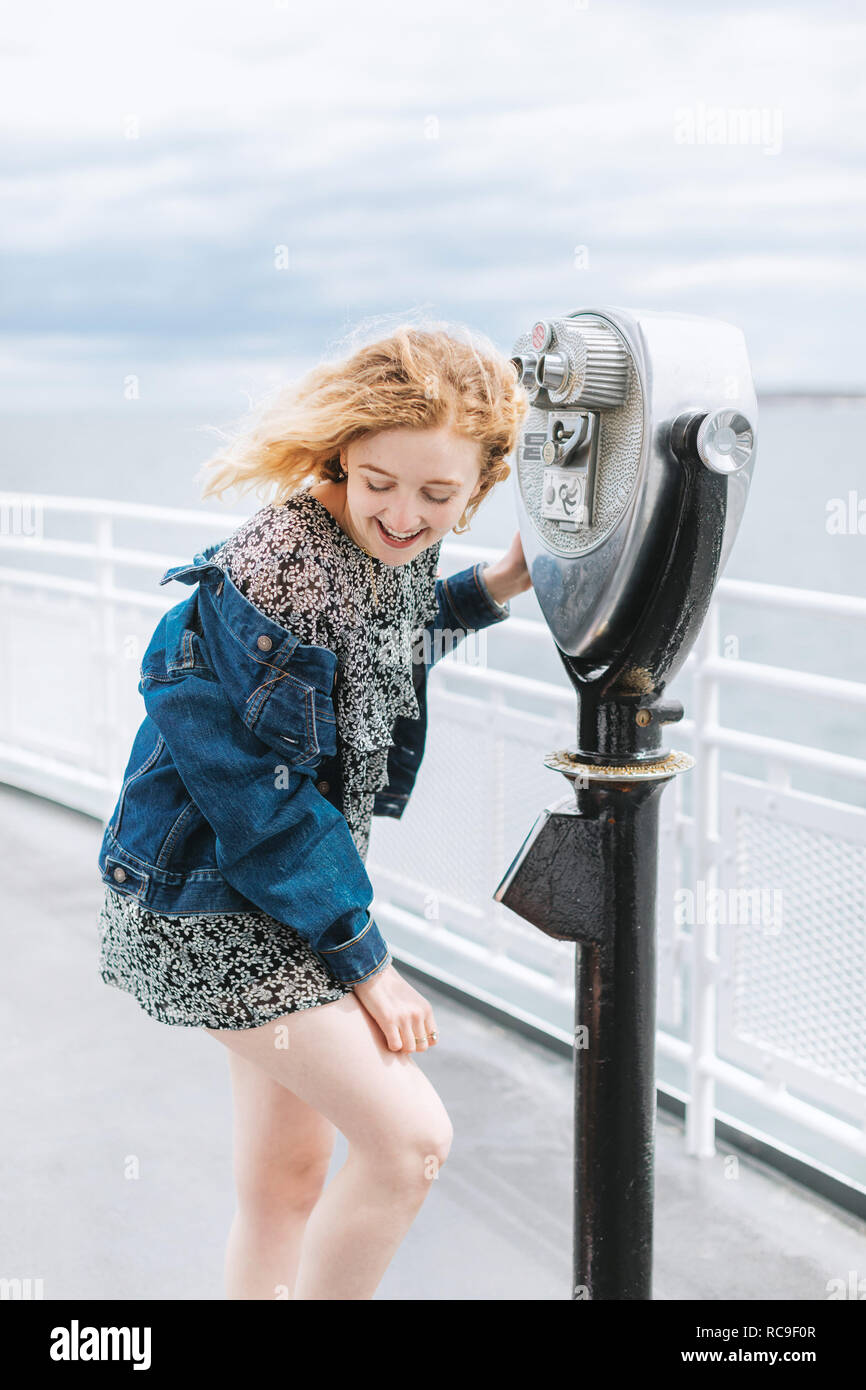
[112, 866, 127, 882]
[257, 634, 273, 651]
[317, 780, 330, 795]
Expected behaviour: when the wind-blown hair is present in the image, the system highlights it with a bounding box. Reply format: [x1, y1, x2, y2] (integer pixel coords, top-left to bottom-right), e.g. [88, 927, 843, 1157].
[195, 316, 531, 533]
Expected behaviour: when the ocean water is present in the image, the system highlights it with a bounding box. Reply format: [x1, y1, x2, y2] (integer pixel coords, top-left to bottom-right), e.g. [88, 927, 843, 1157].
[2, 398, 865, 802]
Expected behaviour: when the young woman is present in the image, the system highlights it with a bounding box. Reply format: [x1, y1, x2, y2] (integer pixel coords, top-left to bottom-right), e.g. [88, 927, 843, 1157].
[96, 322, 532, 1299]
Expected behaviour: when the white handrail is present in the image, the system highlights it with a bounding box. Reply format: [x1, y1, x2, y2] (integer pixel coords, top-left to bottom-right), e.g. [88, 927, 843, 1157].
[717, 576, 866, 619]
[0, 492, 249, 526]
[702, 656, 866, 707]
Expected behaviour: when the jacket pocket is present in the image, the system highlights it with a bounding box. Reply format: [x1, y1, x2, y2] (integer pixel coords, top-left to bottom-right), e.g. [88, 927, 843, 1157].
[163, 598, 217, 679]
[264, 675, 335, 768]
[109, 727, 166, 839]
[166, 628, 216, 678]
[205, 656, 336, 766]
[153, 795, 221, 872]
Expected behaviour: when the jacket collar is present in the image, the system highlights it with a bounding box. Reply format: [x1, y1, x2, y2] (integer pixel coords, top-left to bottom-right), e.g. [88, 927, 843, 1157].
[159, 539, 228, 587]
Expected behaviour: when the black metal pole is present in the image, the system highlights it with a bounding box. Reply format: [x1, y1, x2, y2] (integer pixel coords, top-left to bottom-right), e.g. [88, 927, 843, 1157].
[493, 716, 690, 1300]
[571, 777, 668, 1300]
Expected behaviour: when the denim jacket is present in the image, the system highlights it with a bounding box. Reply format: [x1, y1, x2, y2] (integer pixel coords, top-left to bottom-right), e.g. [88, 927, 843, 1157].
[97, 538, 511, 985]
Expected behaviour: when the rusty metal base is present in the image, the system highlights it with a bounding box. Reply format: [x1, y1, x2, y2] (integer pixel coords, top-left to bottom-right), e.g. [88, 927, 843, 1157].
[544, 747, 695, 784]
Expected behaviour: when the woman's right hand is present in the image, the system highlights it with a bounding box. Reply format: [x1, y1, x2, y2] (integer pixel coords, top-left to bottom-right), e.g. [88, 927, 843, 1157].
[352, 962, 438, 1053]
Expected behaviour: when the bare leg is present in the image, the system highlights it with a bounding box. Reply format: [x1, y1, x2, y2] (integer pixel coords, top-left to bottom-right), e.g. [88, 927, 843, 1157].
[206, 991, 453, 1300]
[221, 1048, 338, 1299]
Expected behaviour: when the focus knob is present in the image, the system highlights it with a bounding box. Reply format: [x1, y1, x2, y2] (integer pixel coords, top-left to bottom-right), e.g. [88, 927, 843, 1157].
[670, 408, 755, 474]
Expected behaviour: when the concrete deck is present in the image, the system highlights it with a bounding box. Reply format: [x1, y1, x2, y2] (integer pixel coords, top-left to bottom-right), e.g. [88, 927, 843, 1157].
[2, 781, 864, 1301]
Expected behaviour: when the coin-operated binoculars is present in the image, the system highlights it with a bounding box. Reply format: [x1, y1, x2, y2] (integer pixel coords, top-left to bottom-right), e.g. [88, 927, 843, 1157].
[494, 306, 757, 1301]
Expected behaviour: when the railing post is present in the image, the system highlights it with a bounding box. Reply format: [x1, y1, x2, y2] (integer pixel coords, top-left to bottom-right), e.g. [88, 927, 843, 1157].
[489, 685, 508, 958]
[94, 514, 122, 805]
[686, 597, 720, 1156]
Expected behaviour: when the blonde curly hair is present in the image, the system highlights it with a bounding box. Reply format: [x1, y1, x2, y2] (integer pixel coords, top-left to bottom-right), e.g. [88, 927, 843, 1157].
[195, 316, 531, 534]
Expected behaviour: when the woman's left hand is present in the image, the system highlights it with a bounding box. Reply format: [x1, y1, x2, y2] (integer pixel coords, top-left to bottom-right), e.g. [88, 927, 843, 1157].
[483, 531, 534, 606]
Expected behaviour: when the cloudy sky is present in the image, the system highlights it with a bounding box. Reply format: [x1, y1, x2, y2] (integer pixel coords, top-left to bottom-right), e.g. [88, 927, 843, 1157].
[2, 0, 864, 410]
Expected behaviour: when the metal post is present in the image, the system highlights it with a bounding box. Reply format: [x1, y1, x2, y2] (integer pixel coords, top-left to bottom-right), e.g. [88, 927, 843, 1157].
[571, 776, 669, 1300]
[494, 738, 694, 1301]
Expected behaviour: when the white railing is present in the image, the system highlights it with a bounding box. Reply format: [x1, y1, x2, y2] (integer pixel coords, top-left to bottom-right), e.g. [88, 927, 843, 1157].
[1, 492, 865, 1196]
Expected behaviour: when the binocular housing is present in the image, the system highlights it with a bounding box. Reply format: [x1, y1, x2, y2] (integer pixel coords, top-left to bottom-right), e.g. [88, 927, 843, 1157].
[511, 305, 757, 762]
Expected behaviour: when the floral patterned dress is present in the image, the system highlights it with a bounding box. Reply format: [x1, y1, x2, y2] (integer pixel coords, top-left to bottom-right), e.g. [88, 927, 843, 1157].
[97, 486, 443, 1030]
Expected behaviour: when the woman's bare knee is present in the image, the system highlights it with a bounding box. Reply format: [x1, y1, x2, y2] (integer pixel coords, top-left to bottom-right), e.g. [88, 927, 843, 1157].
[355, 1104, 454, 1198]
[407, 1111, 453, 1172]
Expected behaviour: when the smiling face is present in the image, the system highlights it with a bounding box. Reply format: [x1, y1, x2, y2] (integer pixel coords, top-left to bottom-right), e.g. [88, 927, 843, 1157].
[331, 424, 484, 565]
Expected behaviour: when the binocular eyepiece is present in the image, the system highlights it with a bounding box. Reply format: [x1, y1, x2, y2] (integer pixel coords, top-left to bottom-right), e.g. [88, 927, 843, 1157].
[513, 315, 631, 409]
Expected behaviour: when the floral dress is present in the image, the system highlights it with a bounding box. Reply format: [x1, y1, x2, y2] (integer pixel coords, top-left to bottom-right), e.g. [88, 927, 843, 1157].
[97, 486, 443, 1030]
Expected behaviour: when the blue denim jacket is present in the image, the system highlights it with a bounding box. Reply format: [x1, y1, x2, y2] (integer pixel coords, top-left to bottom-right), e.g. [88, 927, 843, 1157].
[97, 539, 510, 985]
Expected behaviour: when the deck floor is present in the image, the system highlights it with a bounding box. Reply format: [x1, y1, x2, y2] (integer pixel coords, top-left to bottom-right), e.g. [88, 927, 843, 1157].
[2, 782, 864, 1301]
